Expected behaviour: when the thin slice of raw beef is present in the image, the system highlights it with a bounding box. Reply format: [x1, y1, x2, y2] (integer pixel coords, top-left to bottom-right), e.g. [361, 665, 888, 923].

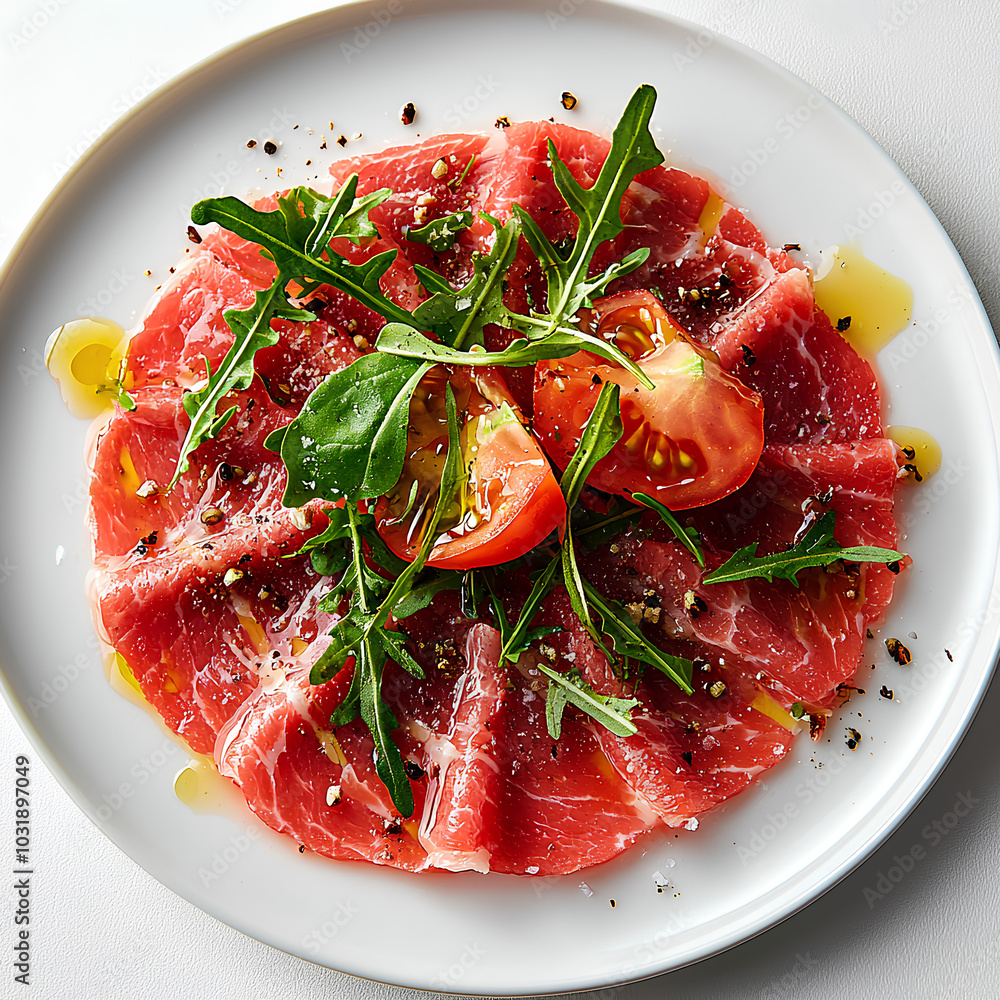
[690, 439, 901, 623]
[709, 268, 882, 445]
[525, 588, 794, 829]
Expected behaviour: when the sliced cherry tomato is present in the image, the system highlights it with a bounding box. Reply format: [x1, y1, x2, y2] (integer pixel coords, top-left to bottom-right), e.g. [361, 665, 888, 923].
[374, 366, 565, 569]
[533, 291, 764, 509]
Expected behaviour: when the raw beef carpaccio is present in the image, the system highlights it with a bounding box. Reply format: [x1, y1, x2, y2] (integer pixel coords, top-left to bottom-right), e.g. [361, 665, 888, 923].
[89, 121, 901, 875]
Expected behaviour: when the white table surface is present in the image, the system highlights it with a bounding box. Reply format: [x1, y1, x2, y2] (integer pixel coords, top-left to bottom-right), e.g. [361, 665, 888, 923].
[2, 1, 998, 997]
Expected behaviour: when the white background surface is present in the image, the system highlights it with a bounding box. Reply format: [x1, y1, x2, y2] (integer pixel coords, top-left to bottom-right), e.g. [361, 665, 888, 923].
[1, 1, 998, 998]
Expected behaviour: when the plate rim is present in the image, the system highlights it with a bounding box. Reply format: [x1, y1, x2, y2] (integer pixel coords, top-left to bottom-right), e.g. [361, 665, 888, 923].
[1, 0, 999, 993]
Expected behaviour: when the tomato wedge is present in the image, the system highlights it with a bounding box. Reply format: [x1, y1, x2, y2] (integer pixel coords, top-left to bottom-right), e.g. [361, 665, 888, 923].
[374, 366, 565, 569]
[533, 291, 764, 510]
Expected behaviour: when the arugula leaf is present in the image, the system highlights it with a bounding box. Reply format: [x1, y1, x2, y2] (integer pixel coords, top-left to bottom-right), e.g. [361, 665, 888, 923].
[488, 580, 562, 660]
[170, 280, 313, 484]
[410, 214, 523, 349]
[497, 555, 562, 664]
[190, 178, 415, 327]
[289, 507, 407, 582]
[513, 84, 663, 330]
[274, 353, 430, 506]
[328, 664, 361, 725]
[405, 212, 653, 383]
[374, 627, 424, 679]
[375, 323, 653, 387]
[357, 638, 411, 813]
[581, 578, 694, 693]
[545, 676, 570, 740]
[560, 382, 623, 508]
[310, 541, 352, 578]
[701, 510, 905, 587]
[390, 570, 462, 619]
[405, 210, 473, 252]
[539, 665, 639, 739]
[310, 617, 366, 686]
[632, 491, 705, 567]
[506, 625, 563, 659]
[558, 382, 623, 641]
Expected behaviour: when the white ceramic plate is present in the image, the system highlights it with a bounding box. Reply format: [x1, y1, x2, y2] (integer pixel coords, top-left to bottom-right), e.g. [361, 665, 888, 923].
[1, 1, 998, 994]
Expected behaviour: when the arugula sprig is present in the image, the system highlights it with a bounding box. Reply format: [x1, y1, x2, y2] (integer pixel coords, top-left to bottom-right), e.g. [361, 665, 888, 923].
[170, 279, 315, 485]
[580, 580, 693, 691]
[304, 385, 464, 817]
[170, 177, 401, 485]
[190, 178, 414, 326]
[632, 491, 705, 567]
[408, 214, 524, 349]
[374, 315, 654, 385]
[702, 510, 904, 586]
[558, 382, 623, 642]
[405, 210, 473, 252]
[542, 666, 639, 740]
[514, 84, 663, 335]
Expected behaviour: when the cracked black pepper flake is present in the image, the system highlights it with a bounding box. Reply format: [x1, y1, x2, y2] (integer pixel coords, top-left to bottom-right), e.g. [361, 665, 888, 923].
[400, 102, 416, 125]
[886, 561, 901, 574]
[403, 760, 426, 781]
[885, 638, 911, 665]
[836, 316, 852, 332]
[246, 138, 257, 149]
[846, 727, 862, 750]
[740, 344, 756, 366]
[880, 684, 894, 700]
[495, 115, 512, 129]
[680, 750, 693, 765]
[186, 225, 202, 244]
[782, 243, 801, 252]
[560, 91, 578, 110]
[609, 899, 616, 908]
[945, 648, 954, 661]
[337, 134, 348, 147]
[263, 140, 278, 155]
[867, 628, 874, 639]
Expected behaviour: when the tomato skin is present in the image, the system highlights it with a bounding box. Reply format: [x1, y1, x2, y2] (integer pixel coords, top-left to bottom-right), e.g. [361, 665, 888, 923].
[533, 291, 765, 510]
[374, 367, 565, 570]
